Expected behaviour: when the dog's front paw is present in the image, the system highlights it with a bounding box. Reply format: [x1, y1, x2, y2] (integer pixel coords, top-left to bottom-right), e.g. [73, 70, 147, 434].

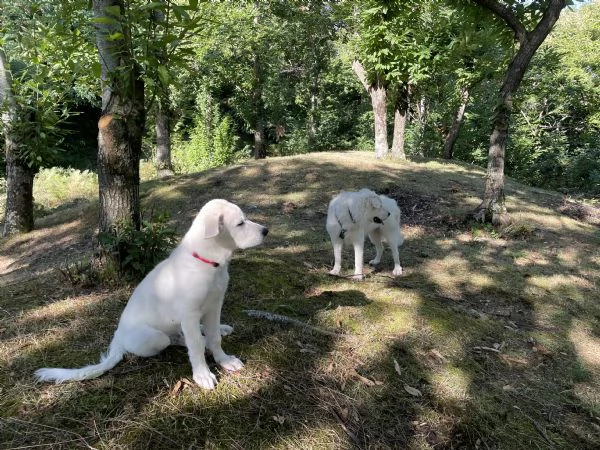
[350, 273, 364, 281]
[193, 366, 218, 389]
[392, 265, 403, 276]
[329, 267, 341, 276]
[219, 324, 234, 336]
[217, 355, 244, 372]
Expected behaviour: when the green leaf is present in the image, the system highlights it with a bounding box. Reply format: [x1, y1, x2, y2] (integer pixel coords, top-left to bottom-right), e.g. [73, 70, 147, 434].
[91, 17, 118, 25]
[157, 65, 171, 86]
[107, 32, 125, 41]
[104, 5, 121, 17]
[92, 62, 102, 78]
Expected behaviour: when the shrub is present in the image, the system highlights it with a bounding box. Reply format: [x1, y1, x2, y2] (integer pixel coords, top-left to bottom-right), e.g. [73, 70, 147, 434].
[98, 212, 178, 282]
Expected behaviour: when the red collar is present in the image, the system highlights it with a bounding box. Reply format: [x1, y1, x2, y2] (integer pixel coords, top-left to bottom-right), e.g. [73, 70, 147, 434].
[192, 252, 220, 267]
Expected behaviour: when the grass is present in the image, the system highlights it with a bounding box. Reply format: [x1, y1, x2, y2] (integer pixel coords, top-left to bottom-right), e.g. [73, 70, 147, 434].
[1, 151, 599, 449]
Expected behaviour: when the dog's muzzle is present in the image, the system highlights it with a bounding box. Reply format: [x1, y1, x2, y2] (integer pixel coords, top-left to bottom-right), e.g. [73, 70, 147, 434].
[373, 211, 391, 224]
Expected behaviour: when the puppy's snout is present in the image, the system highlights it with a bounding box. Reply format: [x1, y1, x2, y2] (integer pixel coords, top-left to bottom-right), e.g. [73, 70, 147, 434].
[261, 227, 269, 237]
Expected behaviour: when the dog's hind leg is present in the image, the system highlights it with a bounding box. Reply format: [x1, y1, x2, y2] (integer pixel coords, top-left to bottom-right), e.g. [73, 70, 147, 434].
[172, 324, 234, 346]
[119, 326, 171, 357]
[351, 235, 366, 280]
[389, 243, 403, 276]
[368, 230, 384, 267]
[329, 237, 343, 276]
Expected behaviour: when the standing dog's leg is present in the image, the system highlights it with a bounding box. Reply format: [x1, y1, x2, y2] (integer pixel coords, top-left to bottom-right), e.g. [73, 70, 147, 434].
[351, 232, 366, 280]
[386, 227, 404, 276]
[389, 241, 403, 276]
[181, 315, 216, 389]
[368, 229, 384, 267]
[329, 236, 343, 276]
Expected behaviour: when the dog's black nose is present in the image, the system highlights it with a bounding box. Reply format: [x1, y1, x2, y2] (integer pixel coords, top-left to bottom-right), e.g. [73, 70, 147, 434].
[262, 227, 269, 237]
[373, 217, 383, 224]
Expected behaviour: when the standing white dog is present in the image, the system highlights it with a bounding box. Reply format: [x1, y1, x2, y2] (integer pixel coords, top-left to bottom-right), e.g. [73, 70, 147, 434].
[326, 188, 404, 279]
[35, 199, 268, 390]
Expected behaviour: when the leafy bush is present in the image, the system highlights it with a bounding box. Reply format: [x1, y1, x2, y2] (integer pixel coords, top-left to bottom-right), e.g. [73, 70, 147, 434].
[172, 90, 238, 174]
[98, 212, 178, 282]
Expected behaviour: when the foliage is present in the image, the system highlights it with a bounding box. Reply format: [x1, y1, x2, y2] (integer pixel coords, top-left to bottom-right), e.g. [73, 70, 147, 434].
[504, 0, 600, 195]
[98, 212, 178, 281]
[172, 89, 238, 173]
[0, 0, 96, 169]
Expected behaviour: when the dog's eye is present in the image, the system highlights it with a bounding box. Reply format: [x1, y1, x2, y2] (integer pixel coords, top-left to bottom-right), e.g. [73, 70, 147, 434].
[237, 220, 245, 227]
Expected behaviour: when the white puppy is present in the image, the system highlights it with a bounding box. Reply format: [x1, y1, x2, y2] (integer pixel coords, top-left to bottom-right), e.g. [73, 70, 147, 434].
[36, 199, 268, 390]
[326, 188, 404, 279]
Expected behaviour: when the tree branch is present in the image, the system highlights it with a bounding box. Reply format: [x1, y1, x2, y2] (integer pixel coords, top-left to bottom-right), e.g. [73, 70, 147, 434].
[352, 59, 370, 92]
[470, 0, 528, 44]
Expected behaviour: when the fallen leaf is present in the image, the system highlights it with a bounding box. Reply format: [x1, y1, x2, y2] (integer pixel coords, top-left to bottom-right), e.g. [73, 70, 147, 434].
[351, 369, 375, 386]
[170, 380, 183, 396]
[404, 384, 423, 397]
[428, 349, 445, 363]
[393, 358, 402, 377]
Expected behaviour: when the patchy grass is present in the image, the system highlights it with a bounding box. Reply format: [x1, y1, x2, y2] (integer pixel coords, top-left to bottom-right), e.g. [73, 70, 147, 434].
[1, 151, 599, 449]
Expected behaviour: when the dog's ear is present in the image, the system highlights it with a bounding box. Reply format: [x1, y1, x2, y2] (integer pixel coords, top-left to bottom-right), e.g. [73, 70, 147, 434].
[203, 214, 222, 238]
[368, 194, 382, 210]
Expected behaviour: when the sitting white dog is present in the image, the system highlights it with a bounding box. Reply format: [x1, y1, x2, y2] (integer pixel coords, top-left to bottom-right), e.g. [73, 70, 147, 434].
[36, 199, 268, 389]
[326, 188, 404, 279]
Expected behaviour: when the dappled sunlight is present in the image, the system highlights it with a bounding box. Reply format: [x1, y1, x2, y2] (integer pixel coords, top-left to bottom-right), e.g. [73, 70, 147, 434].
[430, 366, 472, 403]
[22, 294, 105, 323]
[527, 273, 595, 298]
[423, 257, 494, 291]
[569, 320, 600, 370]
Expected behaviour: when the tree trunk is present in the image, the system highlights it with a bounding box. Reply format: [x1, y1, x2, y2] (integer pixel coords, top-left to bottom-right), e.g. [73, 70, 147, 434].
[472, 0, 567, 224]
[254, 115, 266, 159]
[94, 0, 145, 234]
[252, 47, 267, 159]
[1, 47, 36, 236]
[153, 0, 174, 178]
[391, 85, 409, 159]
[155, 102, 174, 178]
[3, 145, 36, 236]
[307, 74, 319, 150]
[443, 86, 470, 160]
[352, 60, 389, 158]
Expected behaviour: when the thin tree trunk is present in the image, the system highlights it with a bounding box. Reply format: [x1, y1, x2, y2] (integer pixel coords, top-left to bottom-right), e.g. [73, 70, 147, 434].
[251, 48, 267, 159]
[391, 85, 409, 159]
[443, 86, 470, 160]
[153, 0, 174, 178]
[307, 74, 319, 150]
[254, 115, 266, 159]
[94, 0, 145, 234]
[0, 47, 36, 236]
[472, 0, 567, 224]
[352, 60, 389, 158]
[155, 102, 174, 178]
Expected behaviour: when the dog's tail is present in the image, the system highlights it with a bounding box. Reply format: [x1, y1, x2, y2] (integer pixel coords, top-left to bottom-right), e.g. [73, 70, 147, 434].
[34, 340, 125, 384]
